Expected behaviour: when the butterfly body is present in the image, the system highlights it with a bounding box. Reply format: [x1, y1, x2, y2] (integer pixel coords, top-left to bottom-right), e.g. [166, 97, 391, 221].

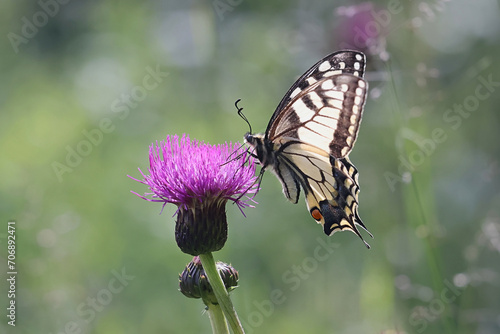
[244, 50, 372, 248]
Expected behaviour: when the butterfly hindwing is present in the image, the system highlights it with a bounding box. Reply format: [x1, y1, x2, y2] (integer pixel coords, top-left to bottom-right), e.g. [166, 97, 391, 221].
[274, 142, 371, 246]
[272, 156, 300, 204]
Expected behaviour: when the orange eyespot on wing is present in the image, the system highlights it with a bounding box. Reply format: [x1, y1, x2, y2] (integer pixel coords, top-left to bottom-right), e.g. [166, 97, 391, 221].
[311, 208, 323, 221]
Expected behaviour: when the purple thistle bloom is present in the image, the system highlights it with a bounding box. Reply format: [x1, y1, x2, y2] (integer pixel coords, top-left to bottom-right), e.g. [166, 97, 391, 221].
[131, 134, 258, 211]
[130, 134, 259, 255]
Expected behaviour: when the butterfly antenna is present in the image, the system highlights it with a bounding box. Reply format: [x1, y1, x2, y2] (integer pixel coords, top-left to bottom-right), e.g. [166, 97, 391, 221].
[235, 99, 253, 134]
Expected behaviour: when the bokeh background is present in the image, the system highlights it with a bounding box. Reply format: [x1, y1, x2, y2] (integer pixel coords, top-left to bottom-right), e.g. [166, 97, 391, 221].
[1, 0, 500, 333]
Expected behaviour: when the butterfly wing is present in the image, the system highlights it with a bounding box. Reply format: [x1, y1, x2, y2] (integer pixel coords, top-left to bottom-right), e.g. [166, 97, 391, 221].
[276, 142, 372, 247]
[264, 50, 371, 246]
[268, 74, 367, 158]
[269, 50, 366, 130]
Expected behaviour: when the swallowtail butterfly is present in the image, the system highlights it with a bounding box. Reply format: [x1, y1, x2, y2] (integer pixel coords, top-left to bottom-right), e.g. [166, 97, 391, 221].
[244, 50, 372, 248]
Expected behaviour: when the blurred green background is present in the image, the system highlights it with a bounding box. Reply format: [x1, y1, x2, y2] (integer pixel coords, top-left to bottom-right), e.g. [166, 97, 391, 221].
[1, 0, 500, 333]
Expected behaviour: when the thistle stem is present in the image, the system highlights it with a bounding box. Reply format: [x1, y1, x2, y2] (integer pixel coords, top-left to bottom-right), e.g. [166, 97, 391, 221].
[206, 303, 229, 334]
[199, 253, 245, 334]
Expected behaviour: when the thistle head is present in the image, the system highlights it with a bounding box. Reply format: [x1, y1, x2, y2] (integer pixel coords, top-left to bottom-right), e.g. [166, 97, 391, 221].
[130, 134, 258, 255]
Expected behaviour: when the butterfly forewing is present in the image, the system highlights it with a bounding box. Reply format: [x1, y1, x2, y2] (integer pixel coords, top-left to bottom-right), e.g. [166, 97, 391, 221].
[269, 50, 366, 130]
[268, 74, 367, 158]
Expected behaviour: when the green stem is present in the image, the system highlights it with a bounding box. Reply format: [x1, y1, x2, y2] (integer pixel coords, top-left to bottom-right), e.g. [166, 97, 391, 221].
[199, 253, 245, 334]
[206, 303, 229, 334]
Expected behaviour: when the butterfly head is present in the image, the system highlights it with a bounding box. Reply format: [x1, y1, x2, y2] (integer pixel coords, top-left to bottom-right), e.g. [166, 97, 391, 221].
[244, 132, 274, 168]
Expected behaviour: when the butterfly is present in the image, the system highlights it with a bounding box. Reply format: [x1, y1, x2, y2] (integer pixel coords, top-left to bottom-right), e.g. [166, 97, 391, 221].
[243, 50, 373, 248]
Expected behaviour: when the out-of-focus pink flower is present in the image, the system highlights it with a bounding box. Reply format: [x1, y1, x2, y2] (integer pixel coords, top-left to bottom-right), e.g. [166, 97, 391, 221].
[335, 2, 389, 60]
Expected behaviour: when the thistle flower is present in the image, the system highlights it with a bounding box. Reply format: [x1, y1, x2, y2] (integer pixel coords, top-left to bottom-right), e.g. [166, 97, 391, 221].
[130, 134, 258, 256]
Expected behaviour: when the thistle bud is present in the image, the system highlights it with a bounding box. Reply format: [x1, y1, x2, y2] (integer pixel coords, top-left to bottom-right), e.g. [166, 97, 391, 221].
[179, 256, 239, 305]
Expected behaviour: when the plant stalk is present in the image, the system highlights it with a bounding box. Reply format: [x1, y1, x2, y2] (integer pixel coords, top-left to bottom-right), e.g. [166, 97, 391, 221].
[199, 252, 245, 334]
